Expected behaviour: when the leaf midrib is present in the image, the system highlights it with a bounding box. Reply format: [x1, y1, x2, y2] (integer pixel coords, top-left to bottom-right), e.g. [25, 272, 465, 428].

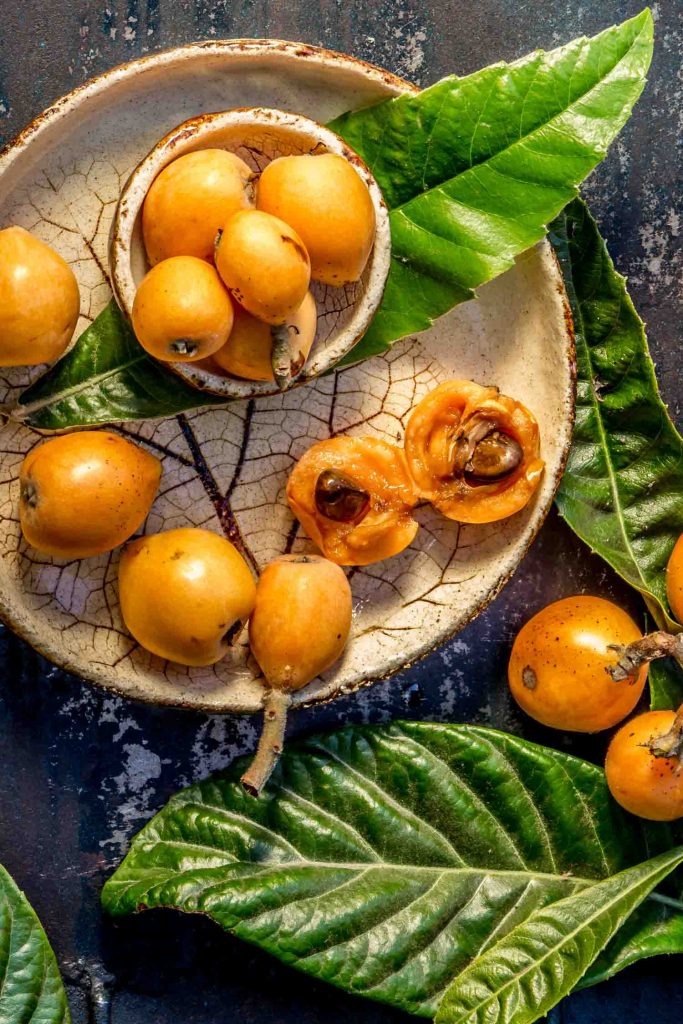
[564, 241, 649, 594]
[17, 353, 147, 417]
[121, 849, 683, 914]
[126, 856, 595, 884]
[440, 849, 683, 1024]
[391, 19, 648, 220]
[111, 842, 683, 908]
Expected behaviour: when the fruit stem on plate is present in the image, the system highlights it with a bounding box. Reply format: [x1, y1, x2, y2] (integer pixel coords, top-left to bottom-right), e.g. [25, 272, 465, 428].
[271, 324, 298, 390]
[241, 688, 293, 796]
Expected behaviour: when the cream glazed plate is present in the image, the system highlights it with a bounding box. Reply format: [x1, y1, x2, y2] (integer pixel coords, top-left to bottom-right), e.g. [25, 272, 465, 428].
[0, 40, 575, 713]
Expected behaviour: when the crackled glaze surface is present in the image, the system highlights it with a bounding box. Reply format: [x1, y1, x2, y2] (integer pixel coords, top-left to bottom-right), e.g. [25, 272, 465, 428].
[0, 42, 573, 712]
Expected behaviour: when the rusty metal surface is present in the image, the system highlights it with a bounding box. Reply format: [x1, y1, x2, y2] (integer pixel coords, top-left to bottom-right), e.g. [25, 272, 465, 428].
[0, 2, 681, 1021]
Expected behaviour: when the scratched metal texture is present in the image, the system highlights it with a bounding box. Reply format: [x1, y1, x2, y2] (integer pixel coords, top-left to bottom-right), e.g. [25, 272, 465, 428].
[0, 2, 681, 1021]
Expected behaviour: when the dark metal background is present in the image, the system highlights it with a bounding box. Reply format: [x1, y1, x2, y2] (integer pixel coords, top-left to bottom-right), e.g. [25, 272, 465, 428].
[0, 2, 681, 1021]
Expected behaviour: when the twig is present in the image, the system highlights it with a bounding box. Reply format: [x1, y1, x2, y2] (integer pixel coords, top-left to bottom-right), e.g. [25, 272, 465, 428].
[650, 704, 683, 760]
[608, 630, 683, 682]
[241, 689, 292, 796]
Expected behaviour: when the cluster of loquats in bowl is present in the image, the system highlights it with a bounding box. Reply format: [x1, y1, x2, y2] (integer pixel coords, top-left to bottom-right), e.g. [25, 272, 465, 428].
[506, 544, 683, 824]
[131, 143, 376, 388]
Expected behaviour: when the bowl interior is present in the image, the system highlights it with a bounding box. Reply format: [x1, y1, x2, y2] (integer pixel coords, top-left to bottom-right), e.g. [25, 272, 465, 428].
[111, 107, 391, 400]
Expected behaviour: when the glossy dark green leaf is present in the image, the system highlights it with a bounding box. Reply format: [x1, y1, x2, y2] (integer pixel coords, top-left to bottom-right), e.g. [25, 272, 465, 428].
[15, 301, 225, 431]
[102, 722, 683, 1017]
[436, 847, 683, 1024]
[649, 659, 683, 711]
[551, 198, 683, 630]
[0, 864, 71, 1023]
[579, 887, 683, 992]
[334, 9, 653, 364]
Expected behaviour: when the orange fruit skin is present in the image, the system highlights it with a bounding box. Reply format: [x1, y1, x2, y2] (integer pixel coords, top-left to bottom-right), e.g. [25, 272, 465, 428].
[0, 226, 80, 366]
[249, 554, 352, 689]
[606, 710, 683, 821]
[119, 527, 256, 667]
[257, 153, 375, 286]
[666, 534, 683, 623]
[20, 431, 161, 559]
[215, 209, 310, 325]
[142, 149, 254, 265]
[508, 596, 647, 732]
[213, 292, 317, 382]
[132, 256, 234, 362]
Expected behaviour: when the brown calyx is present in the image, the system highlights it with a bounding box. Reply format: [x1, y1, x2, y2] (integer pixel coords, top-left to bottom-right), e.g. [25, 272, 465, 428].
[649, 705, 683, 761]
[20, 479, 38, 508]
[169, 338, 199, 357]
[315, 469, 370, 524]
[222, 618, 245, 647]
[243, 176, 257, 205]
[522, 666, 537, 690]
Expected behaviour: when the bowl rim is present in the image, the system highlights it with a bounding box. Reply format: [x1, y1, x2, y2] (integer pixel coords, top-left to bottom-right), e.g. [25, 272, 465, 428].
[0, 39, 417, 175]
[109, 105, 392, 400]
[0, 39, 576, 713]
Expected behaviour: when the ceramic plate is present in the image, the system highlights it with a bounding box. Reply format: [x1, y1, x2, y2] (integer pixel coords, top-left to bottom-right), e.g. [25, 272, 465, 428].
[0, 40, 575, 713]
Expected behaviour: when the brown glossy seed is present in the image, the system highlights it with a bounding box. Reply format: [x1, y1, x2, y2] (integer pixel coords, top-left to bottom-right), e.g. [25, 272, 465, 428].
[314, 470, 371, 524]
[465, 431, 524, 482]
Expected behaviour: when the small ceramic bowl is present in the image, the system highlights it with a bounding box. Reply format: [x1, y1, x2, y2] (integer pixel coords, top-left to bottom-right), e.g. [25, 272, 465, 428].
[109, 106, 391, 399]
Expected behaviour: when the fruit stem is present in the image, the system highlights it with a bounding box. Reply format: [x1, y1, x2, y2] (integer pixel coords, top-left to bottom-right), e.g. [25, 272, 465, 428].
[271, 326, 292, 390]
[271, 324, 303, 390]
[608, 630, 683, 682]
[241, 688, 292, 797]
[649, 704, 683, 760]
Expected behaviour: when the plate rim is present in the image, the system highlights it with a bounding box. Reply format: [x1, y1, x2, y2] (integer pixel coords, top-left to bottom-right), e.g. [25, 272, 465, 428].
[0, 38, 418, 176]
[0, 39, 576, 713]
